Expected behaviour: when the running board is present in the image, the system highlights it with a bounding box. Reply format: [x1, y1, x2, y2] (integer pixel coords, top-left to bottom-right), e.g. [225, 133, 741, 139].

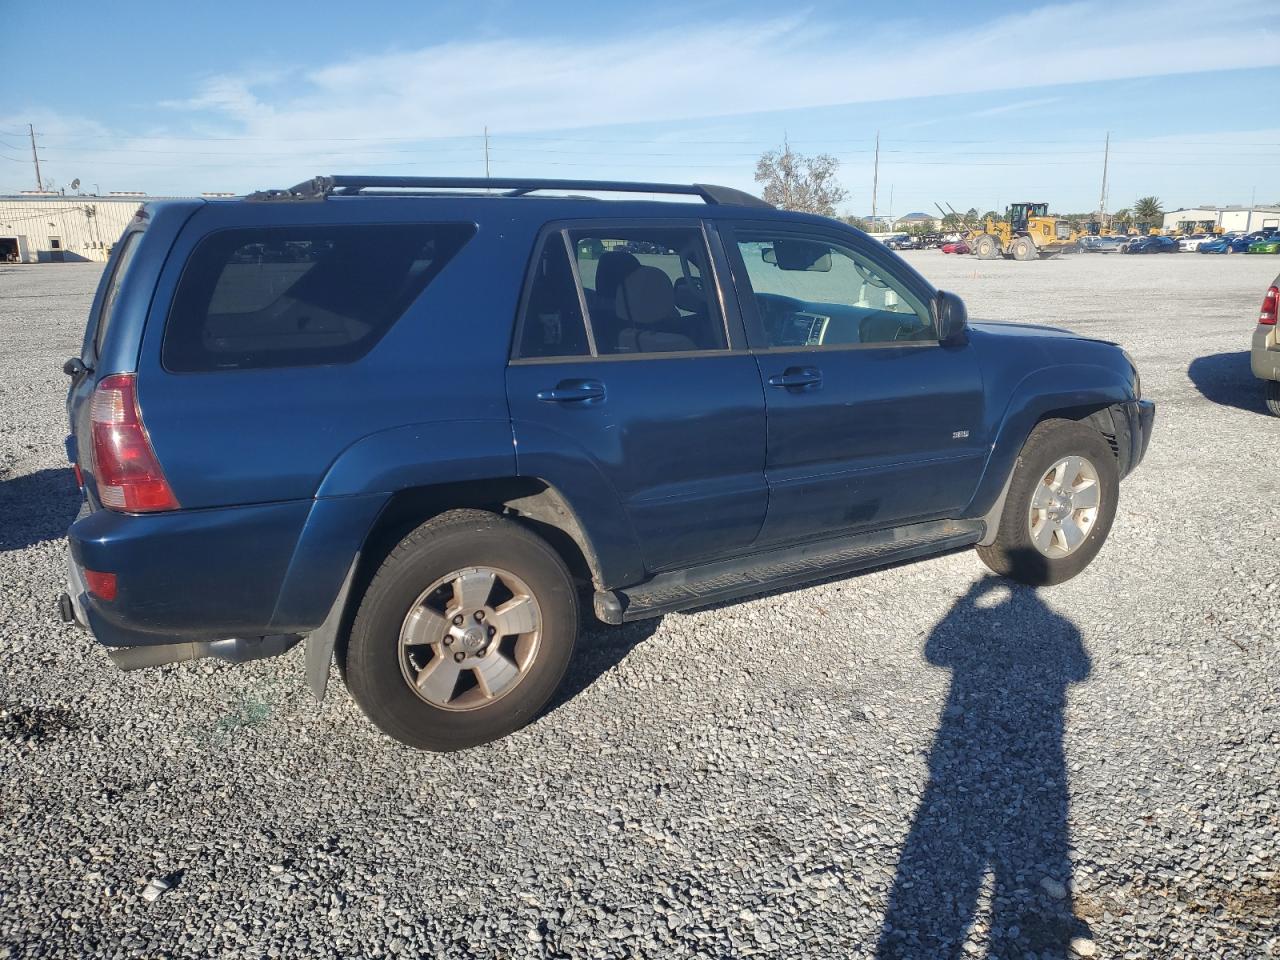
[608, 519, 983, 622]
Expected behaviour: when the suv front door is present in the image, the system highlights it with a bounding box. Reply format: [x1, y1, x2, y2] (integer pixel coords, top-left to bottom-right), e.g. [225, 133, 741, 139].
[721, 223, 987, 547]
[506, 220, 767, 575]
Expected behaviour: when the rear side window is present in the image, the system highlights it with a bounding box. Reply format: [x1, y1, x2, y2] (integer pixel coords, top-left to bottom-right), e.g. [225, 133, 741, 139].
[95, 230, 141, 354]
[569, 226, 726, 355]
[163, 223, 475, 371]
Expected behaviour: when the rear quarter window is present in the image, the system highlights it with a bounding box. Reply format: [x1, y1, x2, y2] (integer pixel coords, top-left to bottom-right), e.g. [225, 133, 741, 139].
[163, 222, 475, 372]
[94, 230, 142, 355]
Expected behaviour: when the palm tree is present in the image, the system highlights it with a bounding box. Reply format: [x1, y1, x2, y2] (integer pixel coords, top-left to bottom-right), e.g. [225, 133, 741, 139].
[1133, 196, 1163, 222]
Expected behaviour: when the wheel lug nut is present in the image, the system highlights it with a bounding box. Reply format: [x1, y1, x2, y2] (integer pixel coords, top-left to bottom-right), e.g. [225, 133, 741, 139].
[487, 626, 495, 637]
[453, 651, 466, 663]
[452, 614, 464, 626]
[474, 610, 485, 622]
[477, 648, 488, 658]
[443, 636, 453, 646]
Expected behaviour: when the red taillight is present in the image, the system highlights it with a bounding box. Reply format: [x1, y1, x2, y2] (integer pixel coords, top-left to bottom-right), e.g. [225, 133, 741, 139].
[89, 373, 179, 512]
[84, 569, 118, 601]
[1262, 285, 1278, 326]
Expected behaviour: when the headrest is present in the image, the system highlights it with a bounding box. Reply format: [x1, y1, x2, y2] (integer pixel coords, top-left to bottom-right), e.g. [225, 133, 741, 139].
[594, 251, 641, 300]
[672, 276, 704, 314]
[615, 266, 676, 327]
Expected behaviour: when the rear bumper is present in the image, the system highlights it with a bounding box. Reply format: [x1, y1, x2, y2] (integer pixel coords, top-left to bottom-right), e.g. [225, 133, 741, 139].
[1252, 324, 1279, 381]
[65, 500, 314, 647]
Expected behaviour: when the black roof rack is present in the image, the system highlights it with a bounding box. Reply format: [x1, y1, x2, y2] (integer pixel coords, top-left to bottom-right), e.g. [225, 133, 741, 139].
[247, 175, 773, 209]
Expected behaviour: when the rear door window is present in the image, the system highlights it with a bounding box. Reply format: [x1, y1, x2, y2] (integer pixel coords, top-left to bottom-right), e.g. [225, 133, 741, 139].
[568, 226, 726, 355]
[163, 223, 475, 372]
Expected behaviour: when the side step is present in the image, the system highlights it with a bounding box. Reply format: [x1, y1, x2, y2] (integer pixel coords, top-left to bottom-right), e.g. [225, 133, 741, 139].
[609, 519, 983, 622]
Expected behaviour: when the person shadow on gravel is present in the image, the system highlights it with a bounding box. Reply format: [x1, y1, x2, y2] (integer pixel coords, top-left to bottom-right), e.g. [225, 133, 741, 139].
[877, 574, 1092, 959]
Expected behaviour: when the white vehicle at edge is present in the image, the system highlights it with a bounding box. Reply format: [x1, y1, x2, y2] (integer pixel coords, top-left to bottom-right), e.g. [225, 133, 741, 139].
[1179, 234, 1214, 252]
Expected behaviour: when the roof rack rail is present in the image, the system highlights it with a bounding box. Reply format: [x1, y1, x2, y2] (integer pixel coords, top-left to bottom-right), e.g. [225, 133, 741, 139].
[247, 175, 773, 209]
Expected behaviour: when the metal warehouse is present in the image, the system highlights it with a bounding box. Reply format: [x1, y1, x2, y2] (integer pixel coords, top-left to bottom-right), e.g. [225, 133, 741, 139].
[1161, 205, 1280, 234]
[0, 194, 147, 263]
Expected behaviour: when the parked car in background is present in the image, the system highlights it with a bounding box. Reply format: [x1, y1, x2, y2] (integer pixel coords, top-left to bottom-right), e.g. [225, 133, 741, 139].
[1252, 276, 1280, 415]
[1198, 235, 1253, 255]
[1247, 238, 1280, 255]
[1122, 235, 1179, 254]
[941, 239, 971, 255]
[1080, 236, 1126, 253]
[1178, 234, 1214, 252]
[917, 233, 944, 249]
[886, 235, 920, 251]
[59, 174, 1153, 751]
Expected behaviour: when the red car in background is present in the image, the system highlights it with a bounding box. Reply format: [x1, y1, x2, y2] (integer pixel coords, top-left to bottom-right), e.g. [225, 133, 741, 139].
[941, 239, 971, 255]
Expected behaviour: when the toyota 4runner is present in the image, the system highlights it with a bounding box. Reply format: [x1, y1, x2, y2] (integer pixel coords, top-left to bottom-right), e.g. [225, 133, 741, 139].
[61, 176, 1154, 750]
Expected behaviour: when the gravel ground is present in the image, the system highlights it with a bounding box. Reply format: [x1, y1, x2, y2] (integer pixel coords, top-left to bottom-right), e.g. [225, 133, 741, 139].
[1, 252, 1278, 959]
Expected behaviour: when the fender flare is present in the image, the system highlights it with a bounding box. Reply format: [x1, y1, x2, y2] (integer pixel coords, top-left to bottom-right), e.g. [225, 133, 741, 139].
[967, 363, 1133, 522]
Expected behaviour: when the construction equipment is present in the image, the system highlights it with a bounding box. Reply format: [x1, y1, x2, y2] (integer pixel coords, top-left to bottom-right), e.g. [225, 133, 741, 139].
[966, 202, 1079, 260]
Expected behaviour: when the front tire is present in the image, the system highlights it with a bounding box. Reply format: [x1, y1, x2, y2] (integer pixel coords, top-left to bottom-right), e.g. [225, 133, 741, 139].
[343, 509, 579, 751]
[1266, 380, 1280, 417]
[977, 420, 1119, 586]
[974, 234, 1002, 260]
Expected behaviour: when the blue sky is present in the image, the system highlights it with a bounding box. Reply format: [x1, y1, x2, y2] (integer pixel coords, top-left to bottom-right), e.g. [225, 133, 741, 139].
[2, 0, 1278, 214]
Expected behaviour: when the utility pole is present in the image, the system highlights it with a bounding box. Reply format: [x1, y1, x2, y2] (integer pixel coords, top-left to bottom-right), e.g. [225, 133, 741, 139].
[871, 131, 880, 223]
[1097, 131, 1110, 227]
[28, 123, 43, 192]
[484, 126, 490, 180]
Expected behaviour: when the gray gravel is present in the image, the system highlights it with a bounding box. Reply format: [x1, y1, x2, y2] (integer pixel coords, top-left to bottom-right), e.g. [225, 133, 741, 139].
[1, 252, 1278, 959]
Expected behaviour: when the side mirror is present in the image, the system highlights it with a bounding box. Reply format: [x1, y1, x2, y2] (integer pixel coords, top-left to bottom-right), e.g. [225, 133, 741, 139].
[935, 291, 969, 346]
[761, 247, 777, 265]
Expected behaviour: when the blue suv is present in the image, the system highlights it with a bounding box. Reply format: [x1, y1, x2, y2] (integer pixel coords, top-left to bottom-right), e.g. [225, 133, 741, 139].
[61, 176, 1153, 750]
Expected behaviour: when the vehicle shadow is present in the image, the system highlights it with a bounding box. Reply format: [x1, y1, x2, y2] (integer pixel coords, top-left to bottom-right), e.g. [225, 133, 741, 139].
[0, 467, 80, 553]
[541, 615, 662, 717]
[877, 573, 1092, 959]
[1187, 351, 1269, 415]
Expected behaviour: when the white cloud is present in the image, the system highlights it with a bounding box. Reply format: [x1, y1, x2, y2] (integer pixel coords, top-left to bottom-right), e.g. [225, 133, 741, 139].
[2, 0, 1277, 195]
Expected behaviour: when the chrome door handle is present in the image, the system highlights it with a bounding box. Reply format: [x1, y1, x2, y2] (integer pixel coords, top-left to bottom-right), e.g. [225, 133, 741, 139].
[536, 379, 605, 403]
[767, 367, 823, 390]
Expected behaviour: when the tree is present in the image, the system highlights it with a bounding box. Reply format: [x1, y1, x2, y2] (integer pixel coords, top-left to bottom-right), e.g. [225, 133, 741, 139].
[1112, 208, 1132, 226]
[981, 210, 999, 223]
[841, 215, 873, 232]
[754, 144, 848, 216]
[1133, 196, 1163, 222]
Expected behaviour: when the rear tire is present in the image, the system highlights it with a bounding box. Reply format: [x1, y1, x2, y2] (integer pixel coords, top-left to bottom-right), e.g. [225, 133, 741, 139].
[977, 420, 1119, 586]
[1266, 380, 1280, 417]
[343, 509, 578, 751]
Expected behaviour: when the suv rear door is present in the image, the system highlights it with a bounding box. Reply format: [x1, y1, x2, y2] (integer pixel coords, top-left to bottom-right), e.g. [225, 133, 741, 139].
[506, 219, 767, 575]
[719, 221, 988, 547]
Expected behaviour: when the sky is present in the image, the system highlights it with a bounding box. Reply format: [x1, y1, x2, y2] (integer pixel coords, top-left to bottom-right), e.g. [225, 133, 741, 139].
[2, 0, 1278, 216]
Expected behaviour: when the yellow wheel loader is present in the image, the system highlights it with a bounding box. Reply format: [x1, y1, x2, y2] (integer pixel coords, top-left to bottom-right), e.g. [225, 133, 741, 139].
[968, 202, 1079, 260]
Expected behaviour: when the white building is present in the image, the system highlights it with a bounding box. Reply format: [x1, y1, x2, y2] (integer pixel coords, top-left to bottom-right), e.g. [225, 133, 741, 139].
[1162, 205, 1280, 235]
[0, 194, 150, 262]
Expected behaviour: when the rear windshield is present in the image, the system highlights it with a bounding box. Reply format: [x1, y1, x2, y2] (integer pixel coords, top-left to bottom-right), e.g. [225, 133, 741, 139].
[163, 223, 475, 371]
